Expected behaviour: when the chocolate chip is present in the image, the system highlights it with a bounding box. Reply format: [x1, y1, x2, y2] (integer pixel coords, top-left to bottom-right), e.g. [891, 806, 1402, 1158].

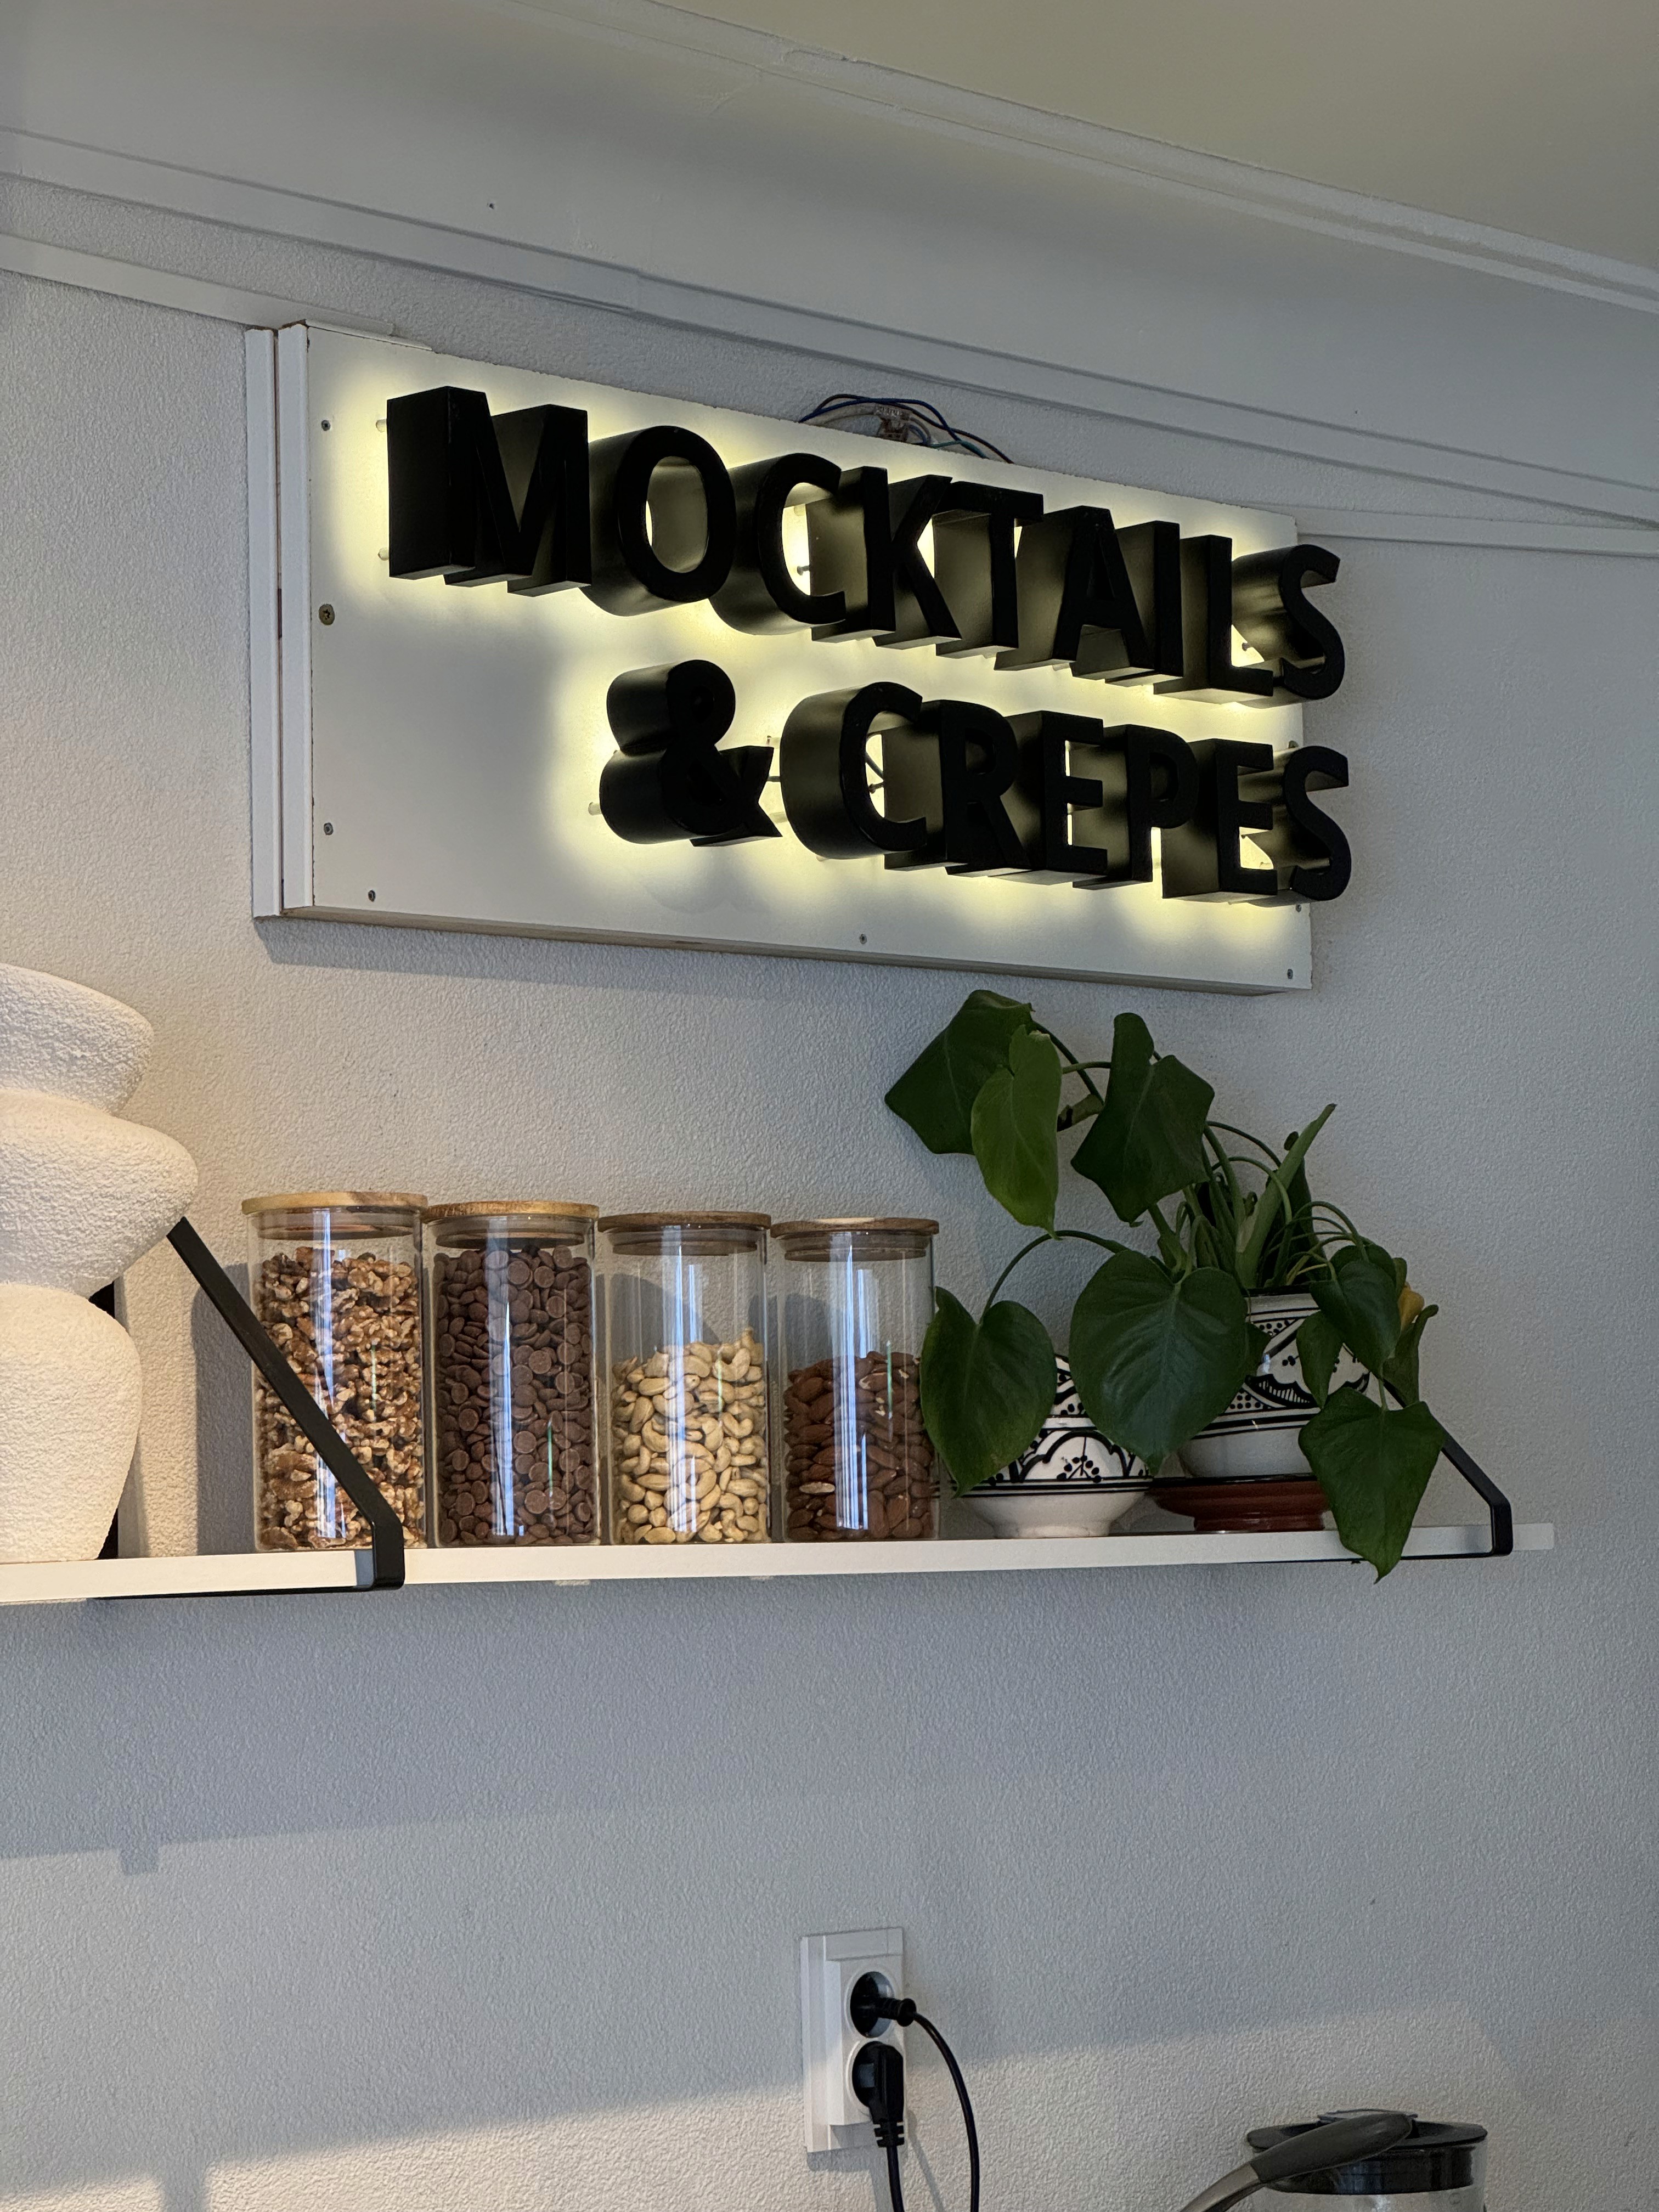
[430, 1232, 597, 1547]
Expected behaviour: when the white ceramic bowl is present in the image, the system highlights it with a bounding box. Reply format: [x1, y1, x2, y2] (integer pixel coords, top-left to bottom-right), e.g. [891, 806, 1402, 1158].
[1180, 1291, 1368, 1479]
[974, 1356, 1147, 1538]
[972, 1487, 1145, 1540]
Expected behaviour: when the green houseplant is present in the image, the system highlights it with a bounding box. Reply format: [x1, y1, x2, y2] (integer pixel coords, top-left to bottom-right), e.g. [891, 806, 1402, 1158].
[886, 990, 1447, 1577]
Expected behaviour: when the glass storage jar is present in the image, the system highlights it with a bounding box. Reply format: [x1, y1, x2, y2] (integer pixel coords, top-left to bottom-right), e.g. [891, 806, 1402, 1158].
[772, 1219, 939, 1542]
[246, 1192, 427, 1550]
[599, 1213, 770, 1545]
[424, 1203, 600, 1546]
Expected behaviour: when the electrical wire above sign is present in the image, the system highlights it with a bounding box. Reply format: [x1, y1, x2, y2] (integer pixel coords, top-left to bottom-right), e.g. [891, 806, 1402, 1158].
[798, 393, 1013, 462]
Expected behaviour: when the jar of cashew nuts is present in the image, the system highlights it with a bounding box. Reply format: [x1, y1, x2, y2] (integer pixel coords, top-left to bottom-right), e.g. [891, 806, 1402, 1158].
[246, 1192, 428, 1550]
[599, 1213, 771, 1545]
[772, 1219, 940, 1542]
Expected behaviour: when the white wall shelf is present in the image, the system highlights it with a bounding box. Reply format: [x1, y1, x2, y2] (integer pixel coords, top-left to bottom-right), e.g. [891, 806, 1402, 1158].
[0, 1523, 1553, 1607]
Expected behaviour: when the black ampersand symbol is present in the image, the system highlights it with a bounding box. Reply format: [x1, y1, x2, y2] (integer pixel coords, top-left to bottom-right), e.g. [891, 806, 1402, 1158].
[598, 661, 780, 846]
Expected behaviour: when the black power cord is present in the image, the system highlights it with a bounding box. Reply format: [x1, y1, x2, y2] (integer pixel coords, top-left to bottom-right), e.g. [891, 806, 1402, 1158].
[850, 2041, 908, 2212]
[849, 1975, 981, 2212]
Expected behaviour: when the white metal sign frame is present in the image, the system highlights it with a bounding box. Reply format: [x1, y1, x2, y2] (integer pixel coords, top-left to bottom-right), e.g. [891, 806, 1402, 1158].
[251, 325, 1324, 992]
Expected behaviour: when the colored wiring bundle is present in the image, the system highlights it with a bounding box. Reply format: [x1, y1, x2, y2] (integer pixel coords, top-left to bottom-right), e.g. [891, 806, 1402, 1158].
[799, 392, 1011, 462]
[850, 1976, 981, 2212]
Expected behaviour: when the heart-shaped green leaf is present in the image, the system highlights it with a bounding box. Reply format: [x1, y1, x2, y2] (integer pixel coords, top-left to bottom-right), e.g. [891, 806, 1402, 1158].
[885, 990, 1034, 1155]
[1071, 1012, 1213, 1223]
[1300, 1300, 1353, 1407]
[970, 1028, 1062, 1230]
[1300, 1387, 1446, 1578]
[1296, 1308, 1345, 1408]
[919, 1290, 1057, 1493]
[1311, 1243, 1404, 1377]
[1068, 1252, 1264, 1468]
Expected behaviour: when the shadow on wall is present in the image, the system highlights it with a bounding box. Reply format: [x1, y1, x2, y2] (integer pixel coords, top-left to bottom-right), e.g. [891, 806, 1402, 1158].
[0, 1545, 1645, 2212]
[189, 1271, 257, 1554]
[253, 914, 883, 1012]
[0, 2000, 1627, 2212]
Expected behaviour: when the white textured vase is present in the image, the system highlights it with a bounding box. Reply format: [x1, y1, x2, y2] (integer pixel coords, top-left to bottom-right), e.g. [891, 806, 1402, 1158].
[0, 1090, 197, 1295]
[0, 1286, 144, 1561]
[0, 964, 198, 1561]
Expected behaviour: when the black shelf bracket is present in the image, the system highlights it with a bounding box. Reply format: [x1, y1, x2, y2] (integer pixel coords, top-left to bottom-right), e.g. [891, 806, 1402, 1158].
[167, 1217, 406, 1591]
[1431, 1422, 1513, 1559]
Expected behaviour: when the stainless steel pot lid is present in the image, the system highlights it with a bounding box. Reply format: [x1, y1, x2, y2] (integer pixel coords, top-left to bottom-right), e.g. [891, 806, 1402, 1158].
[1246, 2114, 1487, 2196]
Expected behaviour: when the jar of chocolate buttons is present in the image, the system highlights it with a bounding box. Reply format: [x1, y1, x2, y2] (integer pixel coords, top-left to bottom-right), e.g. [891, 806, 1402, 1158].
[424, 1204, 600, 1546]
[599, 1213, 770, 1545]
[772, 1219, 939, 1542]
[246, 1192, 428, 1550]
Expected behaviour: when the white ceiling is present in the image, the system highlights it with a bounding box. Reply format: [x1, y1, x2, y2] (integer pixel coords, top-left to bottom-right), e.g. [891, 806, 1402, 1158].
[668, 0, 1659, 269]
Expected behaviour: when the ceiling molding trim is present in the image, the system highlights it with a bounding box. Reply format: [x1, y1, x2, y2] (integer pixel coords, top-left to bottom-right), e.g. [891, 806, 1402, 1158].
[0, 230, 394, 335]
[489, 0, 1659, 317]
[1295, 511, 1659, 556]
[4, 136, 1659, 530]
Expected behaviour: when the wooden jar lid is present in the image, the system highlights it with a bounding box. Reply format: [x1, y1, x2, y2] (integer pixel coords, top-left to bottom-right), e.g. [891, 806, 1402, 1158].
[771, 1217, 937, 1262]
[770, 1217, 939, 1237]
[422, 1201, 600, 1223]
[599, 1210, 770, 1257]
[597, 1211, 771, 1232]
[242, 1190, 427, 1214]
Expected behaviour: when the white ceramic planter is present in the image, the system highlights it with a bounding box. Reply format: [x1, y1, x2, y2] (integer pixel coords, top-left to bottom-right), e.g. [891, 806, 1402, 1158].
[1180, 1291, 1368, 1479]
[972, 1487, 1144, 1539]
[0, 964, 197, 1559]
[975, 1356, 1147, 1538]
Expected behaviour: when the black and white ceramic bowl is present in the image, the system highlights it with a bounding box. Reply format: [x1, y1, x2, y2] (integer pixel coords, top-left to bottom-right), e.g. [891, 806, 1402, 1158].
[973, 1357, 1147, 1538]
[1180, 1291, 1368, 1480]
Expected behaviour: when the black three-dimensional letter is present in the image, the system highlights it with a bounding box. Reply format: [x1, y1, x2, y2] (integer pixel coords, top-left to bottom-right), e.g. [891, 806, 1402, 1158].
[599, 661, 777, 845]
[387, 385, 591, 594]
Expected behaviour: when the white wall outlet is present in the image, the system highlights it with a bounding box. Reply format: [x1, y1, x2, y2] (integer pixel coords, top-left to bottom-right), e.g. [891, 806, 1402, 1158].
[799, 1927, 904, 2153]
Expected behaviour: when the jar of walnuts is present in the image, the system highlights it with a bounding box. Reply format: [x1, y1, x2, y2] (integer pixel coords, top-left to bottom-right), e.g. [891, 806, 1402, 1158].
[245, 1193, 427, 1550]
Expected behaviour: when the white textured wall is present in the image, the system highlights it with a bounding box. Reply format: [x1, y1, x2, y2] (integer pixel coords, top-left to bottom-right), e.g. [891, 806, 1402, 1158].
[0, 179, 1654, 2212]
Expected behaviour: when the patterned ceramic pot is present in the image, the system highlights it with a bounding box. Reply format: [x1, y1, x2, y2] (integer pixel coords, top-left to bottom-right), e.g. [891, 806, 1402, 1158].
[973, 1357, 1147, 1539]
[1178, 1291, 1367, 1481]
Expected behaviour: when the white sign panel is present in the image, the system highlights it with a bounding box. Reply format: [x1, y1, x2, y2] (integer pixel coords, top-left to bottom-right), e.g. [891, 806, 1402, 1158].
[257, 326, 1352, 991]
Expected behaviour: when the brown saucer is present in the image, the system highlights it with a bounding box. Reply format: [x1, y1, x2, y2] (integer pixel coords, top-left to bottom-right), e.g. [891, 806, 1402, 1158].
[1150, 1479, 1329, 1534]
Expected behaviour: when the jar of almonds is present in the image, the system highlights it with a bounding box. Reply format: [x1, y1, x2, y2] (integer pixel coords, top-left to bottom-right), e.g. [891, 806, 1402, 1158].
[245, 1193, 428, 1550]
[772, 1219, 939, 1541]
[423, 1203, 600, 1546]
[598, 1213, 771, 1544]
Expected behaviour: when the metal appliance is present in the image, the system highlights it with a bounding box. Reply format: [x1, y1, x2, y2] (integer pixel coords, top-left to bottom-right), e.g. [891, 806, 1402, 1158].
[1244, 2113, 1487, 2211]
[1175, 2109, 1488, 2212]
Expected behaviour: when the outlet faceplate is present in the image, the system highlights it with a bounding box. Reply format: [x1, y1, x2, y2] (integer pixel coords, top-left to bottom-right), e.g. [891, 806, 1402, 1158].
[800, 1928, 904, 2153]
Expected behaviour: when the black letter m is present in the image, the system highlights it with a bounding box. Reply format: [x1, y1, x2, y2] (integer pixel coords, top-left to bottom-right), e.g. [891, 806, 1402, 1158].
[386, 385, 591, 594]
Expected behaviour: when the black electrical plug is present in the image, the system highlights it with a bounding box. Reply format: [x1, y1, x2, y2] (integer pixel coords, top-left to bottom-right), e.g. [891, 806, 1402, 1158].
[850, 1972, 917, 2034]
[850, 2038, 907, 2148]
[851, 1975, 981, 2212]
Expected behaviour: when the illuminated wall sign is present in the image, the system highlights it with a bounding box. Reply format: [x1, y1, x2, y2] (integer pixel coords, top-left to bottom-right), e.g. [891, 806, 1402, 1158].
[257, 327, 1351, 991]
